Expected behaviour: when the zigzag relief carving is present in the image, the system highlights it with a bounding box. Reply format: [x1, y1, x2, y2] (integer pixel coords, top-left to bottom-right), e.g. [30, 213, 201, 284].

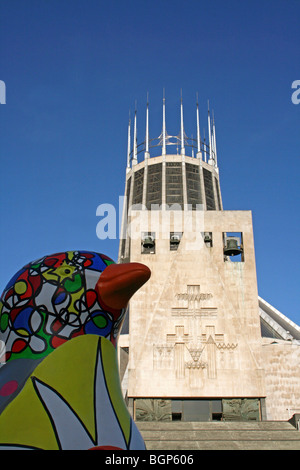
[153, 323, 239, 379]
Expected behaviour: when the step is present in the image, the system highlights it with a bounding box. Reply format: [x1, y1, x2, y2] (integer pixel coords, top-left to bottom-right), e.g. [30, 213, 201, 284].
[137, 420, 295, 431]
[136, 421, 300, 451]
[143, 439, 300, 451]
[140, 429, 300, 441]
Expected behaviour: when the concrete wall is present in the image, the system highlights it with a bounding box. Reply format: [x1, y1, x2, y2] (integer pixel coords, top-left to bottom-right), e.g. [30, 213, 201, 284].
[261, 338, 300, 421]
[126, 210, 266, 400]
[119, 207, 300, 421]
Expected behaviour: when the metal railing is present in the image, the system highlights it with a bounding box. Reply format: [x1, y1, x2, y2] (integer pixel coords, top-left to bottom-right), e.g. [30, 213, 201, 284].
[130, 134, 216, 163]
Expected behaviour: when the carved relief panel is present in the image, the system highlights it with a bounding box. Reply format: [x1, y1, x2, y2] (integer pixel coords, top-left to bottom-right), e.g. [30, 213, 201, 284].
[153, 285, 238, 384]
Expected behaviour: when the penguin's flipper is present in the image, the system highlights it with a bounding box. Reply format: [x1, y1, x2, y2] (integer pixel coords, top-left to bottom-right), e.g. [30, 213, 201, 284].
[0, 358, 43, 413]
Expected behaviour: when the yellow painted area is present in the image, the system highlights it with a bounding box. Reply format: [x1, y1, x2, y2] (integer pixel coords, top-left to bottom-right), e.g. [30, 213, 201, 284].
[100, 338, 131, 444]
[14, 281, 27, 295]
[15, 328, 29, 337]
[66, 288, 82, 316]
[36, 335, 98, 440]
[42, 261, 75, 283]
[66, 251, 75, 261]
[0, 375, 60, 449]
[0, 335, 99, 449]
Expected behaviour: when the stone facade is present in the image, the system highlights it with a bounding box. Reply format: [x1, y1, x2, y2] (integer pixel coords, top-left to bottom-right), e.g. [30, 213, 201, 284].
[119, 199, 300, 422]
[122, 209, 268, 413]
[261, 339, 300, 420]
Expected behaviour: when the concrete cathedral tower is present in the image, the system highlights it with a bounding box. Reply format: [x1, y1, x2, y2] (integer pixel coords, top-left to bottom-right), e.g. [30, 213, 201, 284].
[118, 93, 300, 423]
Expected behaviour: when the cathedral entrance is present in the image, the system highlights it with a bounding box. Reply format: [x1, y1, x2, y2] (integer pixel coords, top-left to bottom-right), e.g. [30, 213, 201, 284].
[134, 398, 261, 422]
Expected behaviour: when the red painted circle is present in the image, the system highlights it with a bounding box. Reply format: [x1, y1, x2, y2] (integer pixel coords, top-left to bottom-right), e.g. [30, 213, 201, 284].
[88, 446, 123, 450]
[0, 380, 18, 397]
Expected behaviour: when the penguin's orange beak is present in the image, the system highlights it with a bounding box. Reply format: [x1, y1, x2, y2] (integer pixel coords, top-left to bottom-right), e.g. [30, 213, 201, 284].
[95, 262, 151, 310]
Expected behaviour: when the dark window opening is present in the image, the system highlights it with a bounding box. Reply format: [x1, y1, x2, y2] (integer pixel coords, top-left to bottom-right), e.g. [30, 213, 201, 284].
[203, 168, 216, 210]
[186, 163, 202, 208]
[223, 232, 244, 262]
[146, 164, 162, 209]
[214, 177, 222, 210]
[212, 413, 223, 421]
[132, 168, 144, 206]
[166, 162, 183, 207]
[170, 232, 182, 251]
[172, 412, 182, 421]
[141, 232, 155, 254]
[202, 232, 212, 247]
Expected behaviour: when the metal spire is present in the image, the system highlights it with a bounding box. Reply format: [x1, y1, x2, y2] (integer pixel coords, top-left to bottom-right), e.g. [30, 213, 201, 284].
[207, 100, 213, 165]
[203, 128, 207, 163]
[212, 111, 218, 168]
[191, 134, 194, 158]
[196, 93, 201, 158]
[133, 103, 137, 165]
[145, 93, 150, 158]
[180, 90, 185, 156]
[126, 112, 131, 171]
[162, 89, 166, 156]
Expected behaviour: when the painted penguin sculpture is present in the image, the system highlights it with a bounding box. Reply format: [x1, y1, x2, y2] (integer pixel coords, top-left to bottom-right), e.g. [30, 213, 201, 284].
[0, 251, 150, 450]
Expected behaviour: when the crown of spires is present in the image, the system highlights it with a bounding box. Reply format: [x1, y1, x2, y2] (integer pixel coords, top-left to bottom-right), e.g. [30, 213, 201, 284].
[127, 91, 218, 170]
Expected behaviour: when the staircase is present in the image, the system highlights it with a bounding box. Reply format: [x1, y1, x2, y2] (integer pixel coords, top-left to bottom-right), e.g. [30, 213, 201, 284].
[137, 420, 300, 450]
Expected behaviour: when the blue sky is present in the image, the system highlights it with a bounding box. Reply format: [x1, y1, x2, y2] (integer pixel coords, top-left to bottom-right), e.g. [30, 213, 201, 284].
[0, 0, 299, 325]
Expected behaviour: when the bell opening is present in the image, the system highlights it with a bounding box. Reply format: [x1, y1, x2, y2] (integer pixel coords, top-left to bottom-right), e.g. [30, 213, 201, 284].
[141, 232, 156, 254]
[202, 232, 213, 248]
[223, 233, 244, 262]
[170, 232, 182, 251]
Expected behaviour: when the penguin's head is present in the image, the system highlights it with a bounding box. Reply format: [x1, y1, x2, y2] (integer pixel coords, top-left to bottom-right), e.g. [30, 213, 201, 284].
[0, 251, 150, 363]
